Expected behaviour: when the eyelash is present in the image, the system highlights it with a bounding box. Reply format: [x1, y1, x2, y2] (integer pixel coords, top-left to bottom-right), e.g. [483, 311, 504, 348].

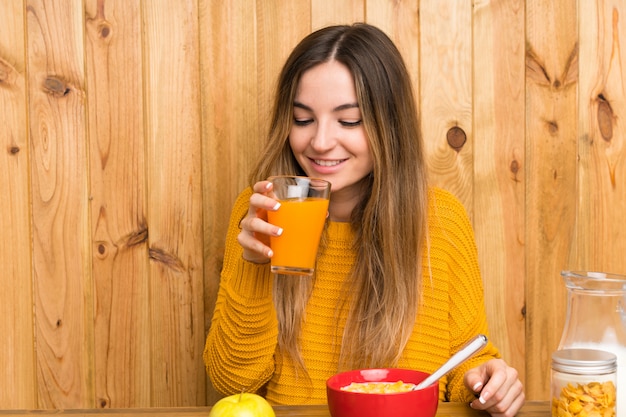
[293, 119, 362, 127]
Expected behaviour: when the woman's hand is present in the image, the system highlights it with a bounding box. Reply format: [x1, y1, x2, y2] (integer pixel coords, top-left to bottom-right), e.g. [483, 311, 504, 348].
[237, 180, 284, 264]
[464, 359, 525, 417]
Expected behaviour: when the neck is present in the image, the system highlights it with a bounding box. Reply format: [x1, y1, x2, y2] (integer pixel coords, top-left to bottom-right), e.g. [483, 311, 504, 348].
[327, 185, 364, 223]
[328, 200, 353, 222]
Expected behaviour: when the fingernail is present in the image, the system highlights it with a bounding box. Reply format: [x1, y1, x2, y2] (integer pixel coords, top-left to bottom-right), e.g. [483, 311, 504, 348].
[272, 202, 281, 210]
[267, 249, 273, 257]
[472, 382, 483, 392]
[478, 391, 489, 404]
[276, 228, 283, 236]
[266, 182, 272, 190]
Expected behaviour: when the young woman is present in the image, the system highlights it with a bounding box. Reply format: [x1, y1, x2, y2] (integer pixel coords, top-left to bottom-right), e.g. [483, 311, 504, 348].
[204, 23, 524, 415]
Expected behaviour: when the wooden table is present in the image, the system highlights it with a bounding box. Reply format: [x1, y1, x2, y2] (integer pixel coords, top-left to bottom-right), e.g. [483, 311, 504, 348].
[0, 401, 548, 416]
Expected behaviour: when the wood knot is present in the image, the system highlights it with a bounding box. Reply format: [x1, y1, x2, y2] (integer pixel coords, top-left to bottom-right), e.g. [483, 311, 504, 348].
[597, 94, 613, 142]
[446, 126, 467, 151]
[546, 120, 558, 135]
[510, 159, 521, 183]
[99, 23, 112, 39]
[0, 58, 18, 86]
[126, 227, 149, 247]
[8, 146, 20, 154]
[43, 76, 71, 97]
[149, 247, 185, 272]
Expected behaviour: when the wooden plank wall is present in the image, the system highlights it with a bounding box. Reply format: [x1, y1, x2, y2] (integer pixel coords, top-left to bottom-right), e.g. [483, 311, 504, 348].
[0, 0, 625, 410]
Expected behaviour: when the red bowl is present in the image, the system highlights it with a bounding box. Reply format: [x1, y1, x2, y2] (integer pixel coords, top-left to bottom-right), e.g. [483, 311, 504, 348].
[326, 368, 439, 417]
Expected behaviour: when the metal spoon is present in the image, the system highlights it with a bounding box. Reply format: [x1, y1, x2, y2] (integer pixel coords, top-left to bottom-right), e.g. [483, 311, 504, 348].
[412, 334, 488, 390]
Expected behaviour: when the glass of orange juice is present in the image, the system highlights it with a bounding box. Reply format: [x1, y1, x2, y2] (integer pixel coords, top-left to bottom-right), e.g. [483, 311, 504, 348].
[267, 175, 331, 276]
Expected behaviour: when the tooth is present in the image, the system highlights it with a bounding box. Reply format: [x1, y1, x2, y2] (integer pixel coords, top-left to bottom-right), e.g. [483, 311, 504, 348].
[316, 160, 340, 167]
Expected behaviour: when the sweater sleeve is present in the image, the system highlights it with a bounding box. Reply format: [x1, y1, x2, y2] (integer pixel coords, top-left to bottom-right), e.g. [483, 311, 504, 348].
[431, 189, 501, 402]
[203, 188, 278, 396]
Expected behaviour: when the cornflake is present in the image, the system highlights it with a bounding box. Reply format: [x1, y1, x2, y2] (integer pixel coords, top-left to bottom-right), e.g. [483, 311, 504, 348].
[340, 381, 417, 394]
[551, 381, 616, 417]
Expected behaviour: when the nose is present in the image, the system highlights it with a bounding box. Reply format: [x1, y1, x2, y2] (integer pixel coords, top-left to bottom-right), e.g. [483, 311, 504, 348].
[309, 120, 336, 152]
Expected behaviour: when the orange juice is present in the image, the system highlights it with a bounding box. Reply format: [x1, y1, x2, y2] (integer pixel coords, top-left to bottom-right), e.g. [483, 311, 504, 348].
[267, 197, 329, 275]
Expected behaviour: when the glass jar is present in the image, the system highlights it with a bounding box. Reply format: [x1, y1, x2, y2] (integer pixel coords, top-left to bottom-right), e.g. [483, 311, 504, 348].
[551, 348, 617, 417]
[558, 271, 626, 416]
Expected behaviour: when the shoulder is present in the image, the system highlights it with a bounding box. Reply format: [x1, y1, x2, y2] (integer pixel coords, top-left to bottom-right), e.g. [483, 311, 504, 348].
[426, 187, 475, 243]
[427, 187, 470, 221]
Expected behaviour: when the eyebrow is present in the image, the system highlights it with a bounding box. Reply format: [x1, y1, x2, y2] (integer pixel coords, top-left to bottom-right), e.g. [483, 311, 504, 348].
[293, 101, 359, 112]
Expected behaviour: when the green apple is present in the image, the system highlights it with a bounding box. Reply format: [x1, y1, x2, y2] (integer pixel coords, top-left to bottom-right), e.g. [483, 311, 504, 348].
[209, 393, 276, 417]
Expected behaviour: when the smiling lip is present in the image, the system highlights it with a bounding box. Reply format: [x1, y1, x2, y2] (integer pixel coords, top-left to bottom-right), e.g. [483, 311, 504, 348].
[313, 159, 346, 167]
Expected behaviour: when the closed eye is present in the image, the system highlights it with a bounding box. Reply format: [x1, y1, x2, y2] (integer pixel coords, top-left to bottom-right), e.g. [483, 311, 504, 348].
[340, 120, 362, 127]
[294, 118, 313, 126]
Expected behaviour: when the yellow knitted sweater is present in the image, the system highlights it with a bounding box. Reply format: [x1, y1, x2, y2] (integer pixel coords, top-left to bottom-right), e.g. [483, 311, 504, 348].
[204, 187, 499, 404]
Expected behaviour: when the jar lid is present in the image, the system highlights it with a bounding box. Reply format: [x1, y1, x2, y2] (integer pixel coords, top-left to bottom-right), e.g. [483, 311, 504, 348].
[552, 348, 617, 374]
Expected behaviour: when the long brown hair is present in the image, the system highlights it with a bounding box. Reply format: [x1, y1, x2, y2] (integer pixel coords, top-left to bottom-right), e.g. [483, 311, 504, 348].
[249, 23, 429, 373]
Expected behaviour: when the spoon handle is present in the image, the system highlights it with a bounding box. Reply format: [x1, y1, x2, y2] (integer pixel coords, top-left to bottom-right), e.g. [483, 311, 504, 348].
[414, 334, 488, 390]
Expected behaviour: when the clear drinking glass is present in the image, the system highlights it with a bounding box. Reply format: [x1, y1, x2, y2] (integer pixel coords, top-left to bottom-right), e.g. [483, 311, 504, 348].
[266, 176, 331, 276]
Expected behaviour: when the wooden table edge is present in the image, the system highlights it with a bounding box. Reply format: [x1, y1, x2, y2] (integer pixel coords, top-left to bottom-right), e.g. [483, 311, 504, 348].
[0, 401, 549, 416]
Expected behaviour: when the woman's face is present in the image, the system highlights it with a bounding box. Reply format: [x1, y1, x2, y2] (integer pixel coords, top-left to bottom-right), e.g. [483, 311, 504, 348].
[289, 61, 374, 197]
